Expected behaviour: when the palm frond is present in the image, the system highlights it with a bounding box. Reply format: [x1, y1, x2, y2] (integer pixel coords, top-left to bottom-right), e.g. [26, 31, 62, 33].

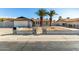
[47, 10, 57, 16]
[36, 9, 47, 16]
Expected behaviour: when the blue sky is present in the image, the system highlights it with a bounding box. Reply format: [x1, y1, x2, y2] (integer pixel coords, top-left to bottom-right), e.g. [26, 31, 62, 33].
[0, 8, 79, 20]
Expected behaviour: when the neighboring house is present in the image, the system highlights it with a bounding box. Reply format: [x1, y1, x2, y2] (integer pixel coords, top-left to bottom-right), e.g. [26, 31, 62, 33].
[55, 18, 79, 28]
[31, 18, 55, 26]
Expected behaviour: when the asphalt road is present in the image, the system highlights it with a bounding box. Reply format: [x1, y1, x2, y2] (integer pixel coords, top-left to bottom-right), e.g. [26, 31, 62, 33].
[0, 41, 79, 51]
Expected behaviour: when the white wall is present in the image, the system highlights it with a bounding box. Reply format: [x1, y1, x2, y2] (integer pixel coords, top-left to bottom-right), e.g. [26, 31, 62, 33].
[54, 22, 79, 29]
[65, 22, 79, 28]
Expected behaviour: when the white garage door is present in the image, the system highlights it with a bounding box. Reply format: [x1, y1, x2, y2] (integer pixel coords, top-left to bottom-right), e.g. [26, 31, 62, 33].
[14, 21, 29, 27]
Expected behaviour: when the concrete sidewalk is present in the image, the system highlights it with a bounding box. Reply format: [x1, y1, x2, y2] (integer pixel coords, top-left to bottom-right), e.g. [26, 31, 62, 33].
[0, 35, 79, 41]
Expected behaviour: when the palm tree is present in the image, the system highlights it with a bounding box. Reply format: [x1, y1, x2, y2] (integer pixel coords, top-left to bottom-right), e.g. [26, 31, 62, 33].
[36, 9, 47, 26]
[66, 17, 70, 19]
[47, 10, 57, 26]
[58, 16, 62, 20]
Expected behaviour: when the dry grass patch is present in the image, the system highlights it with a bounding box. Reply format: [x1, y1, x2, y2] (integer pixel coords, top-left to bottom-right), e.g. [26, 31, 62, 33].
[46, 26, 68, 31]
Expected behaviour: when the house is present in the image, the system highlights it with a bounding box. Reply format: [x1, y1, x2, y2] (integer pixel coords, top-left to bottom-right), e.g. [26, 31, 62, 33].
[14, 16, 33, 28]
[55, 18, 79, 28]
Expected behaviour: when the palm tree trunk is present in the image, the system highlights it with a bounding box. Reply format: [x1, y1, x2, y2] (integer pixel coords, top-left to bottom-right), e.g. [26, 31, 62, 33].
[40, 16, 43, 26]
[49, 16, 52, 26]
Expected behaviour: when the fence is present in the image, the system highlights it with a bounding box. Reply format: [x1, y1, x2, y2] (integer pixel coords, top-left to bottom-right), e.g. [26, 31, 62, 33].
[0, 21, 14, 28]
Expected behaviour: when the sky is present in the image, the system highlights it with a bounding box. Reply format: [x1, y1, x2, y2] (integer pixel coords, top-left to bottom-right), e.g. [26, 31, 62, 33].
[0, 8, 79, 20]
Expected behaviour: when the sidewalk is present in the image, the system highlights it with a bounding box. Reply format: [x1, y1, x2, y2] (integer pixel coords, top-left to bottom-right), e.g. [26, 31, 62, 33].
[0, 35, 79, 41]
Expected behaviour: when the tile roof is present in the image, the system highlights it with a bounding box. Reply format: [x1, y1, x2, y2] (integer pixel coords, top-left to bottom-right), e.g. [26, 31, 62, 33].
[56, 18, 79, 23]
[16, 16, 31, 21]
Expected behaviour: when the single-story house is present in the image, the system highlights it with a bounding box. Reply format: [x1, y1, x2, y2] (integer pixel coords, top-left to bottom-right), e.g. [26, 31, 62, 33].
[14, 16, 33, 28]
[55, 18, 79, 28]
